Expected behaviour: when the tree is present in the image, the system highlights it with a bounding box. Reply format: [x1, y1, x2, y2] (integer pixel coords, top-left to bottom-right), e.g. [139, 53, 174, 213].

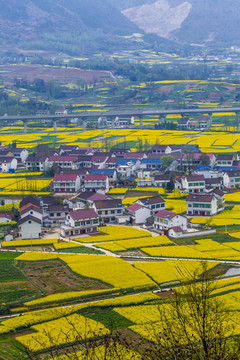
[143, 262, 240, 360]
[161, 155, 175, 171]
[166, 177, 175, 192]
[199, 153, 210, 166]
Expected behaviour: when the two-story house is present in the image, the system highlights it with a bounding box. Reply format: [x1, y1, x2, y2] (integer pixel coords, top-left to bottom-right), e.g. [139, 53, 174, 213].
[127, 203, 151, 224]
[181, 175, 205, 193]
[84, 174, 109, 192]
[154, 209, 187, 235]
[187, 194, 218, 216]
[93, 199, 124, 223]
[26, 155, 49, 172]
[61, 209, 99, 237]
[136, 196, 165, 214]
[216, 154, 235, 168]
[53, 174, 81, 193]
[91, 169, 117, 187]
[223, 170, 240, 189]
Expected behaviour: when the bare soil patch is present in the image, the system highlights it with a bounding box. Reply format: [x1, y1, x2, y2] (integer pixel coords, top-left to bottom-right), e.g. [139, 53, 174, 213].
[18, 260, 110, 295]
[0, 64, 112, 84]
[157, 85, 174, 94]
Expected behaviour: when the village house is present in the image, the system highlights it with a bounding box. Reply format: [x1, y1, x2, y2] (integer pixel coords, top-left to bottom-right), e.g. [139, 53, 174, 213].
[0, 212, 12, 223]
[53, 174, 81, 193]
[21, 205, 43, 221]
[20, 196, 41, 212]
[61, 209, 99, 237]
[116, 159, 140, 177]
[136, 195, 165, 214]
[91, 169, 117, 187]
[47, 204, 68, 227]
[154, 209, 187, 235]
[49, 155, 79, 170]
[181, 174, 206, 193]
[18, 215, 42, 240]
[186, 194, 218, 216]
[127, 203, 151, 224]
[0, 156, 18, 172]
[223, 170, 240, 189]
[76, 191, 111, 208]
[26, 155, 49, 172]
[216, 154, 235, 168]
[93, 199, 124, 223]
[150, 145, 172, 154]
[84, 174, 109, 192]
[11, 148, 28, 163]
[140, 158, 162, 170]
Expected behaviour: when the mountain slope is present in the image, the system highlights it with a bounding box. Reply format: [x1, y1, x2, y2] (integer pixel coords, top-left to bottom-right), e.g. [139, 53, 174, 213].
[0, 0, 140, 44]
[120, 0, 240, 45]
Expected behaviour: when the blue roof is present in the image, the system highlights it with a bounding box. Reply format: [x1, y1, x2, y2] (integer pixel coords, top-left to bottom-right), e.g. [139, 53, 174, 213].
[116, 159, 138, 165]
[195, 166, 212, 170]
[125, 176, 135, 182]
[91, 169, 115, 175]
[141, 159, 162, 164]
[218, 166, 238, 171]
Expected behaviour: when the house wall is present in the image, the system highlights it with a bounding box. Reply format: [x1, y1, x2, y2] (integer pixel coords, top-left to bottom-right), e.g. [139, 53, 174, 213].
[19, 221, 41, 239]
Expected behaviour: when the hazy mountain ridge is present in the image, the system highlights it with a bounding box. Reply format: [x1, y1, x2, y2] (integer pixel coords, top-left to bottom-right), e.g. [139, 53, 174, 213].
[0, 0, 140, 45]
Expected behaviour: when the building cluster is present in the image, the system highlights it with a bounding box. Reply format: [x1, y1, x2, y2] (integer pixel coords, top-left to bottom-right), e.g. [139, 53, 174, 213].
[6, 142, 235, 241]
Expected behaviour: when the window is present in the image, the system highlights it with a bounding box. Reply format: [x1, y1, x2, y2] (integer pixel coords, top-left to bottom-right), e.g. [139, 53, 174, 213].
[28, 220, 32, 224]
[57, 213, 61, 217]
[98, 211, 102, 215]
[30, 211, 33, 214]
[117, 209, 121, 213]
[111, 210, 115, 214]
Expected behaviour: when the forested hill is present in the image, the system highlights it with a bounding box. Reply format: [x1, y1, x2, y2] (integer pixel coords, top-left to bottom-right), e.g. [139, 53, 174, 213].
[0, 0, 140, 44]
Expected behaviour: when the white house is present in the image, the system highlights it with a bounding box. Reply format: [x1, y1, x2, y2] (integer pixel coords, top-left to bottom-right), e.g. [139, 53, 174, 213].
[0, 157, 18, 172]
[186, 194, 218, 216]
[181, 175, 205, 193]
[216, 154, 235, 168]
[137, 196, 165, 214]
[223, 171, 240, 189]
[21, 206, 43, 221]
[154, 210, 187, 235]
[84, 174, 109, 192]
[0, 213, 12, 223]
[127, 203, 151, 224]
[53, 174, 81, 193]
[26, 155, 49, 172]
[12, 148, 28, 163]
[49, 155, 79, 170]
[18, 215, 42, 239]
[93, 199, 124, 223]
[61, 209, 99, 237]
[116, 159, 140, 177]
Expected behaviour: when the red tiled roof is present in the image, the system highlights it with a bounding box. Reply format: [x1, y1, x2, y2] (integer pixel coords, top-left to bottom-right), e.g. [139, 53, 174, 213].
[127, 203, 147, 212]
[69, 209, 98, 221]
[89, 193, 109, 201]
[187, 194, 215, 203]
[50, 156, 78, 162]
[54, 174, 78, 181]
[170, 226, 183, 233]
[18, 215, 42, 225]
[154, 210, 178, 219]
[21, 206, 43, 216]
